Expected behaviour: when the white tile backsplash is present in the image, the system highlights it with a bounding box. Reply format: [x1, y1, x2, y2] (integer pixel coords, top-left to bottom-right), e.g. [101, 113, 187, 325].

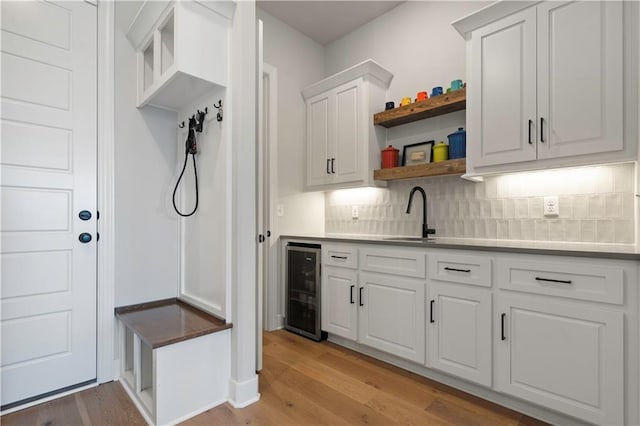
[325, 163, 636, 244]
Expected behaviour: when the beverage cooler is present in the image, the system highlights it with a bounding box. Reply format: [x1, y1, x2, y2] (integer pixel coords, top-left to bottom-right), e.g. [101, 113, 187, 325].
[285, 243, 326, 341]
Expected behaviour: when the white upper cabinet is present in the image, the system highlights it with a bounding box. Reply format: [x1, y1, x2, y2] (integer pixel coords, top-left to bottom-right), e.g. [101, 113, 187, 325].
[126, 1, 235, 111]
[470, 7, 537, 167]
[456, 1, 630, 175]
[302, 60, 392, 190]
[536, 1, 622, 160]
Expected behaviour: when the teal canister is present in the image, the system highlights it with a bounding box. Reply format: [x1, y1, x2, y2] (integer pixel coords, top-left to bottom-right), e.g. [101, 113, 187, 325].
[447, 127, 466, 159]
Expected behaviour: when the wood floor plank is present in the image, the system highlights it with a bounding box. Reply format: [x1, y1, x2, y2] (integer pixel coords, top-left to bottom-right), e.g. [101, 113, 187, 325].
[2, 330, 550, 426]
[78, 381, 146, 426]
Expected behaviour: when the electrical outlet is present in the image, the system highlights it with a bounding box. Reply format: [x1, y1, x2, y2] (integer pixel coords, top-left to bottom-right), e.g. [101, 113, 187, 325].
[276, 204, 284, 217]
[351, 205, 359, 220]
[543, 196, 559, 217]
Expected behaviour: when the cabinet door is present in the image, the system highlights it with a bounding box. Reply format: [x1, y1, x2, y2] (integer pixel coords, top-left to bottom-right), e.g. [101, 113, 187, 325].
[358, 272, 425, 363]
[427, 283, 492, 387]
[537, 1, 623, 159]
[496, 294, 623, 425]
[469, 7, 537, 167]
[332, 79, 362, 184]
[322, 266, 358, 340]
[306, 92, 331, 187]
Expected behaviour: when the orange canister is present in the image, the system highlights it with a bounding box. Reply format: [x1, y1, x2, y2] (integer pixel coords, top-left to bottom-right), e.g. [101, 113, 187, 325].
[381, 145, 399, 169]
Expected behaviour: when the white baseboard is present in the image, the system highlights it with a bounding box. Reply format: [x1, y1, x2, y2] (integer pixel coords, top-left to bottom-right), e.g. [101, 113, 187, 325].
[227, 376, 260, 408]
[0, 383, 98, 416]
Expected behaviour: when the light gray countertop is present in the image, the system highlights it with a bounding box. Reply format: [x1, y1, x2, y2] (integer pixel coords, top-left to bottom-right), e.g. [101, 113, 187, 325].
[280, 234, 640, 261]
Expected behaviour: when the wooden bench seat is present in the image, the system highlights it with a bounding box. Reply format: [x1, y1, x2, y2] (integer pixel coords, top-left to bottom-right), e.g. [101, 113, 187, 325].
[115, 298, 232, 425]
[115, 298, 232, 348]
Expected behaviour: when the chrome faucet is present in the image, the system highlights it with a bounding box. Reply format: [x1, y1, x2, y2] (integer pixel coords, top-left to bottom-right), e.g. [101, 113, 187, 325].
[406, 186, 436, 238]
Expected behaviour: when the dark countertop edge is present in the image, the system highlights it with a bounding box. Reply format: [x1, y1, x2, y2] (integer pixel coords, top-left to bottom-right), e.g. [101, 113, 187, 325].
[280, 235, 640, 261]
[115, 298, 233, 349]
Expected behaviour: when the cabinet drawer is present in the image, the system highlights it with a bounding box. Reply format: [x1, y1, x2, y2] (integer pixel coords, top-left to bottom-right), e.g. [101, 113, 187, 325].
[359, 247, 425, 279]
[497, 258, 623, 304]
[323, 244, 358, 269]
[428, 252, 492, 287]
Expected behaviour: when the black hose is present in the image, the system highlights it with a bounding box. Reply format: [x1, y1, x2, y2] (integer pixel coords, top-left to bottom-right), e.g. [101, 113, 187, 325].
[172, 151, 198, 217]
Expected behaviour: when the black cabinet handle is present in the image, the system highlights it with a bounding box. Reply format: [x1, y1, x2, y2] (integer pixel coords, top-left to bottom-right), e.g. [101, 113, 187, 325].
[528, 119, 533, 144]
[430, 300, 435, 323]
[326, 159, 330, 174]
[331, 255, 347, 260]
[331, 158, 335, 174]
[350, 285, 355, 304]
[501, 313, 506, 341]
[540, 117, 545, 143]
[359, 287, 364, 307]
[444, 267, 471, 273]
[535, 277, 572, 284]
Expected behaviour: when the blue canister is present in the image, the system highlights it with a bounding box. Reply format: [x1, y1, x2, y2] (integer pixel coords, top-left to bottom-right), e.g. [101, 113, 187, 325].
[447, 127, 466, 159]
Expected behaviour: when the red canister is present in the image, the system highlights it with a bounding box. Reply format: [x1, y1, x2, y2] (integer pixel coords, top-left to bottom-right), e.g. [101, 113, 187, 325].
[381, 145, 399, 169]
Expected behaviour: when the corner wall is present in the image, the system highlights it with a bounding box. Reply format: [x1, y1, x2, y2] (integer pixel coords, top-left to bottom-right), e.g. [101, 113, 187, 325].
[114, 2, 180, 306]
[257, 8, 326, 236]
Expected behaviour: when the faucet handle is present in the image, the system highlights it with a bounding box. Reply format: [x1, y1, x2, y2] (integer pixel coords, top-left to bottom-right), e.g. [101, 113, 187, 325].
[422, 225, 436, 238]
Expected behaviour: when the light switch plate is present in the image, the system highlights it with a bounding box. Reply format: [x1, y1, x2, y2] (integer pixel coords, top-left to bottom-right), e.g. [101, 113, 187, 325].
[543, 196, 559, 217]
[351, 205, 359, 219]
[276, 204, 284, 217]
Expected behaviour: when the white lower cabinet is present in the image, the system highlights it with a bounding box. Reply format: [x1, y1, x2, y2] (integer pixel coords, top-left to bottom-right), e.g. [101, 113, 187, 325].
[358, 272, 425, 364]
[315, 241, 634, 425]
[496, 293, 624, 425]
[427, 283, 492, 387]
[322, 266, 358, 340]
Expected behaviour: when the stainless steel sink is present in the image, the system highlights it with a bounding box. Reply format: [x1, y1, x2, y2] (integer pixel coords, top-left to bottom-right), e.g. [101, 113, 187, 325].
[382, 237, 436, 242]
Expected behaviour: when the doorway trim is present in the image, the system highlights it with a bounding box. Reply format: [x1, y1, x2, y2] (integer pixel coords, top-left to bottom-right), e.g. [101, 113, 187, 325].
[97, 0, 116, 383]
[262, 63, 281, 331]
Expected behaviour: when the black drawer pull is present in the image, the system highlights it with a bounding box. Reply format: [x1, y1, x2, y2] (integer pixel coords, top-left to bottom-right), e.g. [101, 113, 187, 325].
[535, 277, 572, 284]
[444, 267, 471, 273]
[326, 159, 330, 174]
[350, 285, 355, 304]
[540, 117, 545, 143]
[430, 300, 435, 323]
[331, 255, 348, 260]
[501, 313, 506, 341]
[528, 119, 533, 144]
[359, 287, 364, 307]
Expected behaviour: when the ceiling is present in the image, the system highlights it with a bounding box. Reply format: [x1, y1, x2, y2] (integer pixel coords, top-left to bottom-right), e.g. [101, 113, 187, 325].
[257, 1, 405, 45]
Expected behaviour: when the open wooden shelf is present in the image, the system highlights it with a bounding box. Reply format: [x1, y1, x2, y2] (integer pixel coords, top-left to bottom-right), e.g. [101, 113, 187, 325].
[373, 158, 466, 181]
[374, 88, 466, 128]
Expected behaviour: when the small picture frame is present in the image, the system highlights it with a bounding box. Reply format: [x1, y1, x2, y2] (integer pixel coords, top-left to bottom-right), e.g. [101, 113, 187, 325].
[402, 140, 434, 166]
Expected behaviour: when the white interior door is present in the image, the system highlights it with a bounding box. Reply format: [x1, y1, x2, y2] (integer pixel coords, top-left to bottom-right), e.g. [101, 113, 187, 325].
[1, 1, 97, 408]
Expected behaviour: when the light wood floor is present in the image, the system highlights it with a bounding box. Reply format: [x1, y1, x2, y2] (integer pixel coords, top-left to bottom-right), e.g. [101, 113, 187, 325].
[2, 330, 547, 425]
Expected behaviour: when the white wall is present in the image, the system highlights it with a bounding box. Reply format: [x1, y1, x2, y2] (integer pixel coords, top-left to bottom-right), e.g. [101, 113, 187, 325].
[257, 8, 326, 236]
[325, 1, 488, 99]
[114, 2, 180, 306]
[178, 88, 227, 318]
[325, 1, 488, 154]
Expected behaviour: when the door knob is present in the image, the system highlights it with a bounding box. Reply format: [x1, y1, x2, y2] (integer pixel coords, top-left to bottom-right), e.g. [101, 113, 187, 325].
[78, 210, 92, 221]
[78, 233, 92, 243]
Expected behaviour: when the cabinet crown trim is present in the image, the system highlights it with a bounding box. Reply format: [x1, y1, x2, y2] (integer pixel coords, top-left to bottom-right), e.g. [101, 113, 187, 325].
[451, 1, 539, 37]
[126, 0, 236, 48]
[302, 59, 393, 100]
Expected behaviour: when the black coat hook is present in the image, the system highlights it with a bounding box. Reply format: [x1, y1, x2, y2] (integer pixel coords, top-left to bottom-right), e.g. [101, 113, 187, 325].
[213, 100, 223, 122]
[178, 121, 185, 129]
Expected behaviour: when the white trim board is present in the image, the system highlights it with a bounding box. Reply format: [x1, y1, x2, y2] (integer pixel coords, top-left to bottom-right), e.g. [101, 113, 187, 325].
[97, 0, 117, 384]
